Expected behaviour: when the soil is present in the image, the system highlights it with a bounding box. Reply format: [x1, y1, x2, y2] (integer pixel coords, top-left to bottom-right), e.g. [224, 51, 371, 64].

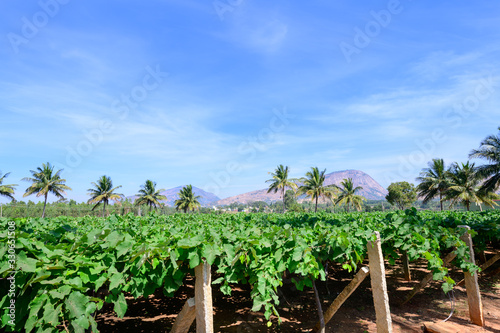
[96, 252, 500, 333]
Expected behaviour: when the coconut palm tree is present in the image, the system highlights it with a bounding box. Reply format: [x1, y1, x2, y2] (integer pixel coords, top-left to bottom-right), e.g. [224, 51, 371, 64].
[266, 164, 298, 213]
[444, 162, 498, 211]
[175, 185, 201, 213]
[416, 158, 450, 211]
[87, 175, 123, 217]
[333, 178, 365, 212]
[0, 171, 17, 201]
[134, 180, 166, 212]
[469, 126, 500, 193]
[296, 167, 336, 213]
[22, 162, 72, 218]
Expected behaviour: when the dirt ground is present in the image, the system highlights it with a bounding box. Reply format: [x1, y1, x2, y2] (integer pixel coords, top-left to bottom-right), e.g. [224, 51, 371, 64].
[97, 253, 500, 333]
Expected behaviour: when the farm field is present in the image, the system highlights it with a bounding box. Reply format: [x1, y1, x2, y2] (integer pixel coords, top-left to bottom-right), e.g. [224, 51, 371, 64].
[96, 256, 500, 332]
[1, 210, 499, 332]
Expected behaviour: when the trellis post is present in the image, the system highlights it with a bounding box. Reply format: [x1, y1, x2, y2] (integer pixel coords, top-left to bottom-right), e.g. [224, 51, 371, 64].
[367, 231, 393, 333]
[458, 225, 484, 327]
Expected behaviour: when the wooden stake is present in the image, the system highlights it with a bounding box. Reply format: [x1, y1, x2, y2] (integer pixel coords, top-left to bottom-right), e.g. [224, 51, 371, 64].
[402, 250, 411, 282]
[456, 252, 500, 286]
[458, 225, 484, 327]
[312, 280, 325, 333]
[195, 262, 214, 333]
[367, 232, 393, 333]
[171, 298, 196, 333]
[402, 251, 457, 304]
[313, 266, 370, 332]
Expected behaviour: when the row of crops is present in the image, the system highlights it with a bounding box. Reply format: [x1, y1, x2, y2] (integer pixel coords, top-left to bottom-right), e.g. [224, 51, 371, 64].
[1, 209, 499, 332]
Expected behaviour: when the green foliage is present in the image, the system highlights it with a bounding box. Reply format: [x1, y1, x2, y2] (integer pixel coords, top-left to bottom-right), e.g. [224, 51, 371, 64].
[297, 167, 336, 212]
[416, 158, 450, 211]
[469, 126, 500, 193]
[333, 178, 365, 212]
[87, 175, 123, 217]
[174, 185, 201, 213]
[444, 162, 499, 211]
[1, 209, 497, 332]
[386, 181, 417, 210]
[22, 162, 72, 218]
[266, 165, 298, 213]
[0, 172, 17, 202]
[134, 180, 166, 211]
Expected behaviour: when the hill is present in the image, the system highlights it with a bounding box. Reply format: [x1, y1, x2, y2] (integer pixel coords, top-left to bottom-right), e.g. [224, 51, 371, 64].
[215, 170, 387, 206]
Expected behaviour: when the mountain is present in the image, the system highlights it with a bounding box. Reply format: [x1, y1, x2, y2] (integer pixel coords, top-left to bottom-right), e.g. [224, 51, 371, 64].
[127, 185, 220, 207]
[215, 170, 387, 206]
[323, 170, 387, 200]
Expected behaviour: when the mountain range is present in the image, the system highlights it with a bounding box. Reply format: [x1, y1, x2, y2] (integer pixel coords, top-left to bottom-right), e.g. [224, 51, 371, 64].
[125, 170, 388, 207]
[214, 170, 387, 205]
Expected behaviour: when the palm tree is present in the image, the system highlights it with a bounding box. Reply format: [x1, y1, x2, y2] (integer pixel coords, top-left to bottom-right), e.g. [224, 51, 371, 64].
[175, 185, 201, 213]
[416, 158, 450, 211]
[134, 180, 166, 212]
[87, 175, 123, 217]
[333, 178, 365, 212]
[469, 126, 500, 193]
[266, 165, 298, 213]
[444, 162, 498, 211]
[296, 167, 336, 213]
[0, 171, 17, 201]
[22, 162, 72, 218]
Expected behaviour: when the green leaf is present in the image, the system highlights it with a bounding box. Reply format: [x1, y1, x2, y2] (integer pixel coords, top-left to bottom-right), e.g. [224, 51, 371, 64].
[116, 240, 133, 257]
[109, 273, 124, 291]
[17, 251, 38, 272]
[49, 285, 72, 299]
[188, 251, 200, 269]
[65, 291, 88, 319]
[202, 244, 218, 265]
[94, 274, 108, 291]
[113, 293, 128, 318]
[29, 294, 49, 318]
[177, 234, 204, 248]
[42, 302, 62, 325]
[74, 315, 90, 329]
[86, 302, 97, 316]
[25, 314, 38, 333]
[105, 231, 123, 248]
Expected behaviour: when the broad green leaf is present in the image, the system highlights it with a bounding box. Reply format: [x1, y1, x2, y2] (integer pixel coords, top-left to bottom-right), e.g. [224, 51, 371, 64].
[113, 293, 127, 318]
[65, 291, 88, 319]
[17, 251, 38, 272]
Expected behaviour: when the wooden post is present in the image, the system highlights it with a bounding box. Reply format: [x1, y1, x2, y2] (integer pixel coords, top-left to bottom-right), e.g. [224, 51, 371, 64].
[402, 251, 457, 304]
[367, 232, 393, 333]
[171, 298, 196, 333]
[312, 280, 325, 333]
[458, 226, 484, 327]
[402, 251, 411, 282]
[313, 266, 370, 332]
[456, 252, 500, 286]
[195, 261, 214, 333]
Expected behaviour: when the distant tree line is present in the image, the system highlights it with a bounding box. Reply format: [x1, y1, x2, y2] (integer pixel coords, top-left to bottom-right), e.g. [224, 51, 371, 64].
[386, 126, 500, 211]
[1, 126, 499, 217]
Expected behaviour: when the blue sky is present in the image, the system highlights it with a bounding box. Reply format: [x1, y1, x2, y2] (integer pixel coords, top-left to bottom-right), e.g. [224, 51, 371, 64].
[1, 0, 499, 203]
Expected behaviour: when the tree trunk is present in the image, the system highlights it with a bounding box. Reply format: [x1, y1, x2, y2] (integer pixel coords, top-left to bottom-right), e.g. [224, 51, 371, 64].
[315, 196, 318, 213]
[439, 192, 443, 211]
[42, 193, 48, 218]
[313, 279, 325, 333]
[466, 201, 470, 211]
[102, 201, 106, 217]
[282, 187, 285, 213]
